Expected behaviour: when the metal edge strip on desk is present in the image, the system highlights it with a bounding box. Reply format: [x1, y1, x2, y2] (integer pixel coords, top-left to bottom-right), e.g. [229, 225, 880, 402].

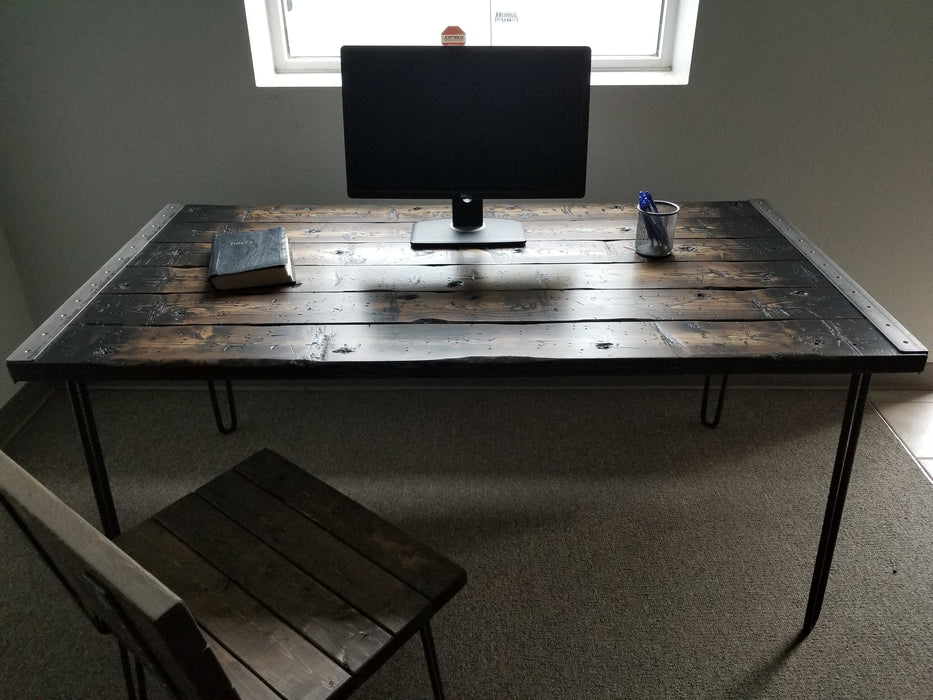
[750, 198, 925, 355]
[6, 203, 184, 365]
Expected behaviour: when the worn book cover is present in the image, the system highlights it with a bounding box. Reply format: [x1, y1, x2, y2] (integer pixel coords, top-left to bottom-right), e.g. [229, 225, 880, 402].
[208, 227, 295, 290]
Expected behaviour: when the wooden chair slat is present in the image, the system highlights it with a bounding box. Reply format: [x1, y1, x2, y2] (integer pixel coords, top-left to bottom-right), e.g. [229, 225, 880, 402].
[205, 638, 284, 700]
[197, 469, 431, 633]
[234, 450, 467, 602]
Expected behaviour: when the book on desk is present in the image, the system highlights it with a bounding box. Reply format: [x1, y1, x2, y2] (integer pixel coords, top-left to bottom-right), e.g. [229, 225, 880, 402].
[207, 227, 295, 290]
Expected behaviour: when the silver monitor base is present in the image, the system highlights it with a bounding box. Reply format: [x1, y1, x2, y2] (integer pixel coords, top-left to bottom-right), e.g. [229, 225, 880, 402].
[410, 219, 526, 249]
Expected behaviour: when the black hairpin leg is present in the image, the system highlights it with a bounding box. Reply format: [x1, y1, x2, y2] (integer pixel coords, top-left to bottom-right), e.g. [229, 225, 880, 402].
[802, 373, 871, 635]
[420, 622, 446, 700]
[67, 381, 120, 538]
[701, 374, 728, 428]
[207, 380, 238, 434]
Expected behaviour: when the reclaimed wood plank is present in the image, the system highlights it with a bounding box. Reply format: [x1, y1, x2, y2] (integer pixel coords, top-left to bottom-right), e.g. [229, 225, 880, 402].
[13, 324, 328, 377]
[153, 218, 773, 244]
[132, 237, 804, 268]
[132, 241, 209, 267]
[697, 217, 782, 237]
[14, 319, 921, 384]
[104, 260, 831, 295]
[172, 201, 761, 224]
[320, 319, 908, 365]
[75, 287, 861, 326]
[155, 221, 415, 244]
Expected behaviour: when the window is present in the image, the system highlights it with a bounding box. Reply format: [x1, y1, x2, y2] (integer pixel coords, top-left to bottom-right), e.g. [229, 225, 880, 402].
[244, 0, 699, 87]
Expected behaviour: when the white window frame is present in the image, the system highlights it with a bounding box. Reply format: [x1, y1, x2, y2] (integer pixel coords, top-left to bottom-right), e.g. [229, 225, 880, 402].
[243, 0, 698, 87]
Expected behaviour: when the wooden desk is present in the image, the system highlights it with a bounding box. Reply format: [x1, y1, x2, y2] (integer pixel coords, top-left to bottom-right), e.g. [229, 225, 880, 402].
[7, 200, 927, 633]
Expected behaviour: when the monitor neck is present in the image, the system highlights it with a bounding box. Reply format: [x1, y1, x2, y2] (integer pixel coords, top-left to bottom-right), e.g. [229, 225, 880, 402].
[451, 194, 484, 232]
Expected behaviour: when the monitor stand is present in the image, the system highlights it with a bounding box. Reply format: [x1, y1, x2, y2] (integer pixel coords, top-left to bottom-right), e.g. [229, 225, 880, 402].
[410, 195, 526, 249]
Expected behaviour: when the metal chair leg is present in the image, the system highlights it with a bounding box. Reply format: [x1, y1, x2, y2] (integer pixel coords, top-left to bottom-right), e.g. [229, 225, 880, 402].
[117, 645, 150, 700]
[420, 622, 446, 700]
[118, 645, 137, 700]
[135, 656, 148, 700]
[207, 380, 238, 434]
[701, 374, 728, 428]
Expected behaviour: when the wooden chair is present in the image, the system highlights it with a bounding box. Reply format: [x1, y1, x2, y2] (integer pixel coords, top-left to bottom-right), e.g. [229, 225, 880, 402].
[0, 448, 466, 699]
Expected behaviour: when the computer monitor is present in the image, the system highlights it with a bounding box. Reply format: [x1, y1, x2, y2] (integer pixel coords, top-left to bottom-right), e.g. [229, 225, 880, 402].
[340, 45, 591, 248]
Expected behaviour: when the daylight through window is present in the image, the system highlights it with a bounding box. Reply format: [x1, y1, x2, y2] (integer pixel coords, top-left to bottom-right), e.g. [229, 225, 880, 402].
[244, 0, 698, 86]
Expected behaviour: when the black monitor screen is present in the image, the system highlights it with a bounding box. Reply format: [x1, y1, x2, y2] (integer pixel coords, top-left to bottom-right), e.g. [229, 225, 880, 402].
[341, 46, 591, 247]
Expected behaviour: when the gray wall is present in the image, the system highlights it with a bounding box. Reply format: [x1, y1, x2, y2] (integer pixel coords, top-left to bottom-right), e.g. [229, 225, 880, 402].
[1, 0, 931, 402]
[0, 221, 35, 406]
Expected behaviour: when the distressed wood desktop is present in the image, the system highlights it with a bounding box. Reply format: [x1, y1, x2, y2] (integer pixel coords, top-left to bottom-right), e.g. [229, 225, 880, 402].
[7, 200, 927, 634]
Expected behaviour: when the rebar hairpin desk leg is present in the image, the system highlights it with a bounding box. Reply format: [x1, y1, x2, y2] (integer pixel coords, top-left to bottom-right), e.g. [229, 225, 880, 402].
[66, 380, 121, 538]
[803, 372, 872, 634]
[207, 379, 238, 434]
[701, 374, 728, 428]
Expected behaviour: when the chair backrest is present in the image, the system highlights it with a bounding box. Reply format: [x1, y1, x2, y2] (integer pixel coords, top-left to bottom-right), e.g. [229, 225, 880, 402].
[0, 451, 236, 699]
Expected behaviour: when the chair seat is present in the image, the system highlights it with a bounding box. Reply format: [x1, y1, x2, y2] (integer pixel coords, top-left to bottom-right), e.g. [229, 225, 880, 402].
[115, 449, 466, 699]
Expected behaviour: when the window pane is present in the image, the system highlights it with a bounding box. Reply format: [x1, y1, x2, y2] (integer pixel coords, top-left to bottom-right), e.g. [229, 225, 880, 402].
[282, 0, 664, 58]
[489, 0, 663, 56]
[284, 1, 490, 58]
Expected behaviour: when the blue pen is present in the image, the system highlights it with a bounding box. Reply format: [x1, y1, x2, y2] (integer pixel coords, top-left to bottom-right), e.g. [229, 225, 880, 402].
[645, 191, 659, 214]
[638, 192, 656, 245]
[647, 192, 669, 246]
[639, 191, 669, 248]
[638, 192, 654, 244]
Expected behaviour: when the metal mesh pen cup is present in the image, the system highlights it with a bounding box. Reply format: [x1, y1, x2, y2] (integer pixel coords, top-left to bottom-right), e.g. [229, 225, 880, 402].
[635, 200, 679, 258]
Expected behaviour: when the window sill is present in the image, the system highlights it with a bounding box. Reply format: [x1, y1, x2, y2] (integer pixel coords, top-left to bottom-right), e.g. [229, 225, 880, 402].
[251, 67, 690, 88]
